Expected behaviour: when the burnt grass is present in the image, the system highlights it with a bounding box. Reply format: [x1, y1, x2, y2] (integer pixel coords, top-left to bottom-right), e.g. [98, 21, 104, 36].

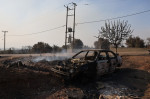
[0, 55, 150, 99]
[63, 68, 150, 99]
[0, 67, 64, 99]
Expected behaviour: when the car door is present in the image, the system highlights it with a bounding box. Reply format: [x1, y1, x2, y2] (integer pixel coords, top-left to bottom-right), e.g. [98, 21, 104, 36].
[96, 51, 109, 76]
[107, 51, 117, 72]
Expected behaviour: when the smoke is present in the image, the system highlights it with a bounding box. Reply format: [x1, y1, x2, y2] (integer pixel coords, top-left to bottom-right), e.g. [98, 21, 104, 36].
[32, 56, 69, 62]
[31, 48, 88, 62]
[31, 50, 75, 62]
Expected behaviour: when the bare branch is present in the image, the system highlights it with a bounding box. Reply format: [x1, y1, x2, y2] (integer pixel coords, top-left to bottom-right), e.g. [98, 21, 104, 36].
[99, 20, 133, 53]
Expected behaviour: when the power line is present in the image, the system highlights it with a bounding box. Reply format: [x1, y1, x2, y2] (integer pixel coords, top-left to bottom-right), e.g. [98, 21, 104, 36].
[8, 25, 66, 36]
[7, 9, 150, 37]
[76, 9, 150, 25]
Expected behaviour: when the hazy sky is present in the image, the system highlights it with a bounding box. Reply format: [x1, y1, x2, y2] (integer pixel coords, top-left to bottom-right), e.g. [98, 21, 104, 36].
[0, 0, 150, 49]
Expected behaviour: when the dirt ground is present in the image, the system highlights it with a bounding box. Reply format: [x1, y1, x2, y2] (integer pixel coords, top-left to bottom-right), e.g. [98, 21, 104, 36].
[0, 55, 150, 99]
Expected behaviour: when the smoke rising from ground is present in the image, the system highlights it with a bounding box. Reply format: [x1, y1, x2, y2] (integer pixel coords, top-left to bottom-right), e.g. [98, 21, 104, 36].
[32, 56, 70, 62]
[31, 51, 75, 62]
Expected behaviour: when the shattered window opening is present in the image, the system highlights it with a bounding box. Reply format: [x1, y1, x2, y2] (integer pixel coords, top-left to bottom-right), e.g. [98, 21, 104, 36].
[98, 51, 107, 60]
[107, 51, 116, 59]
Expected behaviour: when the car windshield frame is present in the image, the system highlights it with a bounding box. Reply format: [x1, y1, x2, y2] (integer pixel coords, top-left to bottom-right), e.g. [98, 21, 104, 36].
[72, 51, 88, 59]
[72, 50, 100, 61]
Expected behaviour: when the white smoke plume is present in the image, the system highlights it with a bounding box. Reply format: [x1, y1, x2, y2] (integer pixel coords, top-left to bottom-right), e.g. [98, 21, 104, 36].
[31, 49, 76, 62]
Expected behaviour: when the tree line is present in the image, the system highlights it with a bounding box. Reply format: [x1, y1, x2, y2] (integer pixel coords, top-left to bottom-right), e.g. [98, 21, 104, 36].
[94, 36, 149, 48]
[0, 39, 85, 54]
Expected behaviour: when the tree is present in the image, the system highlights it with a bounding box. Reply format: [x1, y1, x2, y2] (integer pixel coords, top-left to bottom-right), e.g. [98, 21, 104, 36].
[27, 46, 32, 54]
[20, 46, 33, 54]
[83, 45, 91, 49]
[44, 43, 53, 53]
[94, 38, 110, 49]
[126, 36, 145, 48]
[99, 20, 133, 53]
[32, 42, 52, 53]
[7, 48, 13, 54]
[71, 39, 84, 49]
[135, 37, 145, 48]
[125, 36, 135, 47]
[147, 37, 150, 48]
[52, 45, 62, 53]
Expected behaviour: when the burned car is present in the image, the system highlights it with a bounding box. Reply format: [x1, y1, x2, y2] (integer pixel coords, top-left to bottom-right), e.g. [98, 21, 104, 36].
[50, 49, 122, 80]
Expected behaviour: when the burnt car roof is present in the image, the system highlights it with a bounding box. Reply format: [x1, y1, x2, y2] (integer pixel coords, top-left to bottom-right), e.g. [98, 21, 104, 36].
[79, 49, 112, 52]
[72, 49, 115, 59]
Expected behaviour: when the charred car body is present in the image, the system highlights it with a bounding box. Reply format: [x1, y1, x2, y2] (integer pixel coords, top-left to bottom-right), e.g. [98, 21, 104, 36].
[50, 49, 122, 80]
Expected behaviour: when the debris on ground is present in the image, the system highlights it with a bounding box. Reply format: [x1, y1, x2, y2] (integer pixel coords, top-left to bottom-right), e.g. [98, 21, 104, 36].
[0, 55, 150, 99]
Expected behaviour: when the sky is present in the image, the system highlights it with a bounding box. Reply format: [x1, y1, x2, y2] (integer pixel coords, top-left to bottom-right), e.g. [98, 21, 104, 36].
[0, 0, 150, 49]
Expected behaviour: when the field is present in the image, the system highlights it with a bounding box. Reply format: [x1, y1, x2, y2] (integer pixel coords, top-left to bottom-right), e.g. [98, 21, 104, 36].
[110, 48, 149, 55]
[0, 48, 150, 99]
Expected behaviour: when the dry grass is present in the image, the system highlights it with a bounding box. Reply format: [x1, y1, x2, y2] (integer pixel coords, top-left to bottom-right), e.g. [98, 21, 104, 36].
[111, 48, 149, 55]
[0, 48, 149, 57]
[122, 55, 150, 71]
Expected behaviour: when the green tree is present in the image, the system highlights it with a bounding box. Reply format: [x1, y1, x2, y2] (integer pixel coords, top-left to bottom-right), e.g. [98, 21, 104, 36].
[147, 37, 150, 48]
[94, 38, 110, 49]
[52, 45, 62, 53]
[125, 36, 135, 47]
[7, 48, 13, 54]
[100, 20, 133, 53]
[72, 39, 83, 49]
[126, 36, 145, 48]
[32, 42, 52, 53]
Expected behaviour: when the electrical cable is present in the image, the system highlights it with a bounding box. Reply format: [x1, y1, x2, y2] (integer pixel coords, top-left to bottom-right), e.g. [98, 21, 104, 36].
[7, 9, 150, 36]
[76, 9, 150, 25]
[8, 25, 66, 36]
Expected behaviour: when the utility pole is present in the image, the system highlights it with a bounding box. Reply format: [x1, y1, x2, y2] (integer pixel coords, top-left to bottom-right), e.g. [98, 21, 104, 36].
[64, 2, 77, 51]
[2, 31, 8, 51]
[72, 2, 77, 49]
[65, 5, 69, 49]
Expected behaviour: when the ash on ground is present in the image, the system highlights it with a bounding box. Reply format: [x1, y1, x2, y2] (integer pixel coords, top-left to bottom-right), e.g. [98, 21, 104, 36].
[0, 55, 150, 99]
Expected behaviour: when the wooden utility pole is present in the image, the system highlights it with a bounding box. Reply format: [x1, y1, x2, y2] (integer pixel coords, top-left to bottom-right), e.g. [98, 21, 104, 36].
[2, 31, 8, 51]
